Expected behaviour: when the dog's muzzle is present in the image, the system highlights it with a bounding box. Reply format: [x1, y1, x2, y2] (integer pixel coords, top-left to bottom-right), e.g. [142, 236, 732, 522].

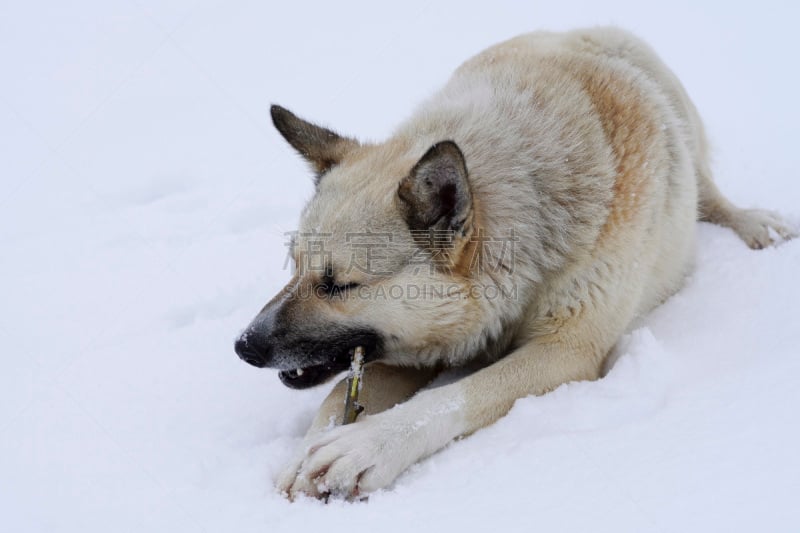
[233, 325, 382, 389]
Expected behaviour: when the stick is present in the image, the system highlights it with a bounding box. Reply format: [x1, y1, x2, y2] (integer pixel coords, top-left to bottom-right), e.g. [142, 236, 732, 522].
[342, 346, 366, 425]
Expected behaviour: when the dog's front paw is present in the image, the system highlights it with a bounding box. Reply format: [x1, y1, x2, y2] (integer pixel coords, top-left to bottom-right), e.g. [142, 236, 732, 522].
[277, 414, 415, 501]
[275, 444, 311, 499]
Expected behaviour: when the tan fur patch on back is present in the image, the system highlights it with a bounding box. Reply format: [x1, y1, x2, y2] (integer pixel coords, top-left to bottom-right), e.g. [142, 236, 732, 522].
[574, 59, 658, 242]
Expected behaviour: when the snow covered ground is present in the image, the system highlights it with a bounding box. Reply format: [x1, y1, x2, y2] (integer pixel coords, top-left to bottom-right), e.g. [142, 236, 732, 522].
[2, 1, 799, 531]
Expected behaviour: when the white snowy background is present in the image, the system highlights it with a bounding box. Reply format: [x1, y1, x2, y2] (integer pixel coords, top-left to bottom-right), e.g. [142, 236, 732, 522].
[2, 1, 799, 531]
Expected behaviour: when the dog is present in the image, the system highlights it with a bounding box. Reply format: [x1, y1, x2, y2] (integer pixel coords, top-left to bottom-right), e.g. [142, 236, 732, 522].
[235, 26, 796, 500]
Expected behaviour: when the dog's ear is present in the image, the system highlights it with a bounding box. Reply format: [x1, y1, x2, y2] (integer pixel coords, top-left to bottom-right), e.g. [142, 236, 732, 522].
[398, 141, 472, 234]
[270, 105, 359, 183]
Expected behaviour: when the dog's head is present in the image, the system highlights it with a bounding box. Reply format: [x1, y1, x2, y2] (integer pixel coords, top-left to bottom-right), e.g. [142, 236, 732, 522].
[235, 105, 482, 388]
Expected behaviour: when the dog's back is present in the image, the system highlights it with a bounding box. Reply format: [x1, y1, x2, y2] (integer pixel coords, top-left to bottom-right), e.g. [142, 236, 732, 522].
[396, 27, 699, 349]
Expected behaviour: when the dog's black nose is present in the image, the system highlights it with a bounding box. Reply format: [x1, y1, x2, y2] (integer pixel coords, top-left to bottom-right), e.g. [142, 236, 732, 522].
[234, 335, 271, 368]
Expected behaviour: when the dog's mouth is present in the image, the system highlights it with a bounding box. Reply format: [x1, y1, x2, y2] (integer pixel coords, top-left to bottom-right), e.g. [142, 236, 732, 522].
[278, 359, 350, 389]
[277, 334, 380, 389]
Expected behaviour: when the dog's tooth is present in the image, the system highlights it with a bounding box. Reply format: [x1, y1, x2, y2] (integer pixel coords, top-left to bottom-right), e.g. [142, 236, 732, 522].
[295, 368, 304, 376]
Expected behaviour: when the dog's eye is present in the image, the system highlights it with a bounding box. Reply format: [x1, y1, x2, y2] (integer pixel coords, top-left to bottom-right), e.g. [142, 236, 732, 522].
[319, 273, 359, 296]
[327, 281, 359, 295]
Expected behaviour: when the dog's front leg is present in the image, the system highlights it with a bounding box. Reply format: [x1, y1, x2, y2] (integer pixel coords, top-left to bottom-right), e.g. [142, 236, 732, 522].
[276, 362, 437, 498]
[288, 341, 603, 499]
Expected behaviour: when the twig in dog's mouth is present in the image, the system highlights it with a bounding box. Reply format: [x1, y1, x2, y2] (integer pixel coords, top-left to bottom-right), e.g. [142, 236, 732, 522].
[342, 346, 365, 425]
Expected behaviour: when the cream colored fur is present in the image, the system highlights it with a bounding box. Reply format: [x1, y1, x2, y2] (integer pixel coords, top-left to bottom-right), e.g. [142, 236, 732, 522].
[271, 27, 796, 499]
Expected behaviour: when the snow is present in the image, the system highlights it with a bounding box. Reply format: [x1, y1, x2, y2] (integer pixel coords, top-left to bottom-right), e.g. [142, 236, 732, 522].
[2, 1, 799, 531]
